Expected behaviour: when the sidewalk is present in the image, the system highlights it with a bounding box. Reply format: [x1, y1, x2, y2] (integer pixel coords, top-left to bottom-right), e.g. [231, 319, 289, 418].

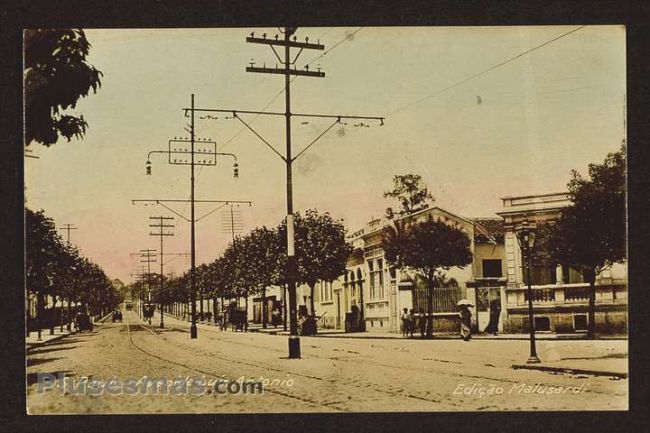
[248, 325, 627, 341]
[26, 312, 113, 351]
[26, 327, 75, 350]
[157, 314, 628, 378]
[512, 356, 628, 379]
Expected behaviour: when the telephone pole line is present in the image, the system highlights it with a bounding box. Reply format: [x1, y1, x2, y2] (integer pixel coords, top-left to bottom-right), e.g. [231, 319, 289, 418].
[138, 110, 251, 339]
[150, 216, 174, 328]
[129, 265, 147, 318]
[59, 223, 78, 245]
[139, 249, 157, 321]
[186, 27, 383, 358]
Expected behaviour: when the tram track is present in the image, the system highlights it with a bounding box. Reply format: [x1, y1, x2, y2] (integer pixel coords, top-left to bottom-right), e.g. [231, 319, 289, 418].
[130, 320, 464, 406]
[155, 316, 619, 397]
[125, 319, 348, 412]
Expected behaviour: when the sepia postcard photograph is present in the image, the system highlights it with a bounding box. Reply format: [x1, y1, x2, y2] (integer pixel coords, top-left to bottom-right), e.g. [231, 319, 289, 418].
[23, 24, 628, 415]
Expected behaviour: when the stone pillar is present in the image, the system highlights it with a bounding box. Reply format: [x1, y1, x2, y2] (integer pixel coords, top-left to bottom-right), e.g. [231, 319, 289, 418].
[556, 265, 564, 285]
[499, 286, 508, 333]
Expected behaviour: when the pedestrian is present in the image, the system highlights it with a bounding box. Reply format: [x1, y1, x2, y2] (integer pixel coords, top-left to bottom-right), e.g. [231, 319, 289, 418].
[459, 305, 472, 341]
[418, 313, 426, 338]
[408, 309, 416, 338]
[484, 298, 501, 335]
[400, 308, 409, 337]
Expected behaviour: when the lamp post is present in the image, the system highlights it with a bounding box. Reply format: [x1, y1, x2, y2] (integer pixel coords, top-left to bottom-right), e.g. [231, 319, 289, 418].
[515, 220, 541, 364]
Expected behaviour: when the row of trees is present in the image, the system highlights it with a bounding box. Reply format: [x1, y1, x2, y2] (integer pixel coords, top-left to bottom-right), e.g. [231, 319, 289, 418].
[144, 210, 351, 328]
[26, 208, 122, 336]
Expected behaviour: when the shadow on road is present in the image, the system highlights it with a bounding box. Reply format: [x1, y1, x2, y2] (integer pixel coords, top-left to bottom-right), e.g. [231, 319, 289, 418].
[27, 357, 62, 368]
[27, 345, 79, 356]
[26, 370, 73, 386]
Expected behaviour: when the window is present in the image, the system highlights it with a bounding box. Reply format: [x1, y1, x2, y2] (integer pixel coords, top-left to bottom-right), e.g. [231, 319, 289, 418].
[525, 266, 557, 285]
[368, 260, 375, 299]
[482, 259, 502, 278]
[319, 281, 332, 302]
[562, 266, 584, 284]
[574, 314, 588, 331]
[377, 259, 384, 299]
[534, 317, 551, 331]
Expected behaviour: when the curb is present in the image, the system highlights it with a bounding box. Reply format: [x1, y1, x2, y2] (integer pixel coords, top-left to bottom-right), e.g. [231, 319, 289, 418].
[511, 363, 627, 379]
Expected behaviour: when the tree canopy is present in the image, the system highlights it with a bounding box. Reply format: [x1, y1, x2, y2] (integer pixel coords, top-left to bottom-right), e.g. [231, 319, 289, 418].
[278, 210, 352, 314]
[383, 215, 472, 337]
[551, 143, 626, 273]
[24, 29, 103, 146]
[26, 208, 120, 322]
[384, 174, 434, 219]
[544, 143, 626, 338]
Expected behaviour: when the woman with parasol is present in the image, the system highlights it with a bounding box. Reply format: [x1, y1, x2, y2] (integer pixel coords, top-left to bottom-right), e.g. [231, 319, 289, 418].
[457, 299, 474, 341]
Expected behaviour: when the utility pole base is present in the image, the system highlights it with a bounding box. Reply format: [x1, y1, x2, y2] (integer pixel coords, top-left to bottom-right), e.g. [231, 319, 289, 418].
[190, 325, 198, 339]
[527, 356, 542, 364]
[288, 336, 301, 359]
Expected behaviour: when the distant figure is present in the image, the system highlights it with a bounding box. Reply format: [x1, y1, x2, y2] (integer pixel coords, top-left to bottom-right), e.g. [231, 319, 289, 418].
[400, 308, 409, 337]
[408, 309, 416, 338]
[272, 309, 282, 328]
[459, 305, 472, 341]
[484, 298, 501, 335]
[418, 313, 426, 338]
[477, 95, 482, 105]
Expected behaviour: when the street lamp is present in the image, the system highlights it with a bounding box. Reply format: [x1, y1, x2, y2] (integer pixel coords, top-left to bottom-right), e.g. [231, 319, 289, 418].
[515, 220, 542, 364]
[141, 95, 244, 340]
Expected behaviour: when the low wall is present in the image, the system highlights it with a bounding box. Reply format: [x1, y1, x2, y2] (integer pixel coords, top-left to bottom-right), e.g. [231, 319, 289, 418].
[505, 309, 627, 334]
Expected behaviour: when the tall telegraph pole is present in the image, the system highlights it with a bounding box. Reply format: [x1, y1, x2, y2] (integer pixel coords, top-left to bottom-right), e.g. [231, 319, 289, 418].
[246, 27, 325, 358]
[150, 216, 174, 328]
[189, 94, 198, 338]
[59, 223, 78, 245]
[140, 249, 157, 321]
[186, 27, 384, 358]
[139, 96, 248, 339]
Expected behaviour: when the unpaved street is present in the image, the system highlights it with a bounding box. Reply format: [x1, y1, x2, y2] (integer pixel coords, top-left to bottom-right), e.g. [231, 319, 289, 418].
[26, 312, 627, 413]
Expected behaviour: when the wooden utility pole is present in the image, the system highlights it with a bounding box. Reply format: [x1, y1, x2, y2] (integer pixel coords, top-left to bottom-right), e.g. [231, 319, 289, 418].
[150, 216, 174, 328]
[185, 27, 384, 358]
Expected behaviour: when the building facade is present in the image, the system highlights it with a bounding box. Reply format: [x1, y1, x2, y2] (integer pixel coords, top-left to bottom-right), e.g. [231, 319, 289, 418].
[497, 192, 628, 334]
[310, 206, 506, 334]
[245, 193, 627, 336]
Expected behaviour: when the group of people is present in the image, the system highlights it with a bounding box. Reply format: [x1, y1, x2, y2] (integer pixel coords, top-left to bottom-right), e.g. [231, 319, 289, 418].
[400, 308, 429, 338]
[400, 305, 475, 341]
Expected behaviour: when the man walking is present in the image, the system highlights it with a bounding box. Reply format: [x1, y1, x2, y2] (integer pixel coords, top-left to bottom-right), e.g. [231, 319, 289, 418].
[400, 308, 409, 337]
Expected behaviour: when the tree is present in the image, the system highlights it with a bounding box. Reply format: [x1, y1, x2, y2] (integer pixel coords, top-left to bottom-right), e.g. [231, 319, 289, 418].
[26, 208, 63, 335]
[383, 215, 472, 338]
[278, 210, 352, 318]
[24, 29, 102, 146]
[548, 143, 626, 338]
[241, 227, 283, 328]
[384, 174, 435, 219]
[220, 236, 257, 316]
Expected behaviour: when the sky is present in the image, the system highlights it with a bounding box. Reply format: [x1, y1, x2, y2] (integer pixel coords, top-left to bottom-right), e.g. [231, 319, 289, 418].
[24, 26, 626, 283]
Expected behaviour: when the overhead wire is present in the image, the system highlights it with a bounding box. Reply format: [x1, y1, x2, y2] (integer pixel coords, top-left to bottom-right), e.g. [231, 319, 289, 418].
[388, 25, 587, 116]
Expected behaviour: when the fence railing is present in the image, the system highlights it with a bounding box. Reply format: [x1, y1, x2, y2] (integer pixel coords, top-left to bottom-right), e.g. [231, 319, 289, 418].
[507, 283, 627, 307]
[413, 286, 463, 313]
[523, 288, 556, 303]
